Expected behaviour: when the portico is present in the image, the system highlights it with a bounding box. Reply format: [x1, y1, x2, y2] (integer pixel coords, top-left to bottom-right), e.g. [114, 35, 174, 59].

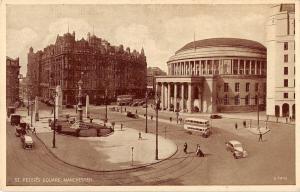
[155, 76, 205, 113]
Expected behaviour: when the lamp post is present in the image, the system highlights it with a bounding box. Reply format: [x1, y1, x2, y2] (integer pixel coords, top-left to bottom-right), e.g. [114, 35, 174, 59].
[145, 91, 148, 133]
[77, 73, 84, 123]
[155, 93, 161, 160]
[52, 91, 57, 148]
[105, 89, 108, 123]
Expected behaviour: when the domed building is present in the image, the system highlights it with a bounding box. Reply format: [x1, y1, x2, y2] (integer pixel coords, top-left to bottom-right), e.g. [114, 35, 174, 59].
[155, 38, 267, 113]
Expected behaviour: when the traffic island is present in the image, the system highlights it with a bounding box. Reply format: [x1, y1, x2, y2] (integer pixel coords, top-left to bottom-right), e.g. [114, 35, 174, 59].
[36, 126, 177, 171]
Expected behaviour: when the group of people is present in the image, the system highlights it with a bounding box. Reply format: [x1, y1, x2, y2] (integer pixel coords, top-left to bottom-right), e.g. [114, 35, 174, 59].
[183, 142, 205, 157]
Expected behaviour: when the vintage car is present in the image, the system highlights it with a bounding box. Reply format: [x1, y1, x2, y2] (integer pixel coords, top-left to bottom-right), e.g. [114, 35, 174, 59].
[210, 114, 222, 119]
[10, 114, 21, 126]
[21, 135, 34, 149]
[127, 112, 138, 119]
[225, 140, 248, 159]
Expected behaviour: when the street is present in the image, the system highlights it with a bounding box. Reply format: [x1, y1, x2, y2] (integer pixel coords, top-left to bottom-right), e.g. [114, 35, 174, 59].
[7, 105, 295, 185]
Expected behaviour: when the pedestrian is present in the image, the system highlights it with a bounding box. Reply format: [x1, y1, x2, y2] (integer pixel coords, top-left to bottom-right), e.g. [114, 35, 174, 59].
[276, 117, 279, 123]
[136, 109, 138, 114]
[151, 115, 153, 120]
[170, 117, 172, 122]
[125, 107, 126, 112]
[289, 116, 292, 122]
[138, 132, 142, 140]
[112, 122, 115, 131]
[121, 123, 123, 131]
[243, 121, 246, 128]
[32, 127, 36, 134]
[183, 142, 188, 154]
[235, 123, 238, 130]
[286, 117, 288, 123]
[258, 131, 263, 142]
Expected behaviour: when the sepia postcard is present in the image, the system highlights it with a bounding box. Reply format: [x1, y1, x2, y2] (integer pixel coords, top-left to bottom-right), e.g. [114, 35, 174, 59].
[1, 0, 299, 191]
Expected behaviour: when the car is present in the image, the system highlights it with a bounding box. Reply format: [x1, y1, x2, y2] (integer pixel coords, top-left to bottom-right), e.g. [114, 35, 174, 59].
[127, 112, 138, 119]
[210, 114, 222, 119]
[132, 102, 139, 107]
[21, 135, 34, 149]
[225, 140, 248, 159]
[142, 104, 148, 108]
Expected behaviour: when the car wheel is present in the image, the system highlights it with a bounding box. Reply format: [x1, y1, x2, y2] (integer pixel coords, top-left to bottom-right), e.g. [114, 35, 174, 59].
[233, 153, 237, 159]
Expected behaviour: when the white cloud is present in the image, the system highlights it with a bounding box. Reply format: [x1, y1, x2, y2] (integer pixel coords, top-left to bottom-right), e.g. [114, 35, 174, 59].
[6, 27, 38, 58]
[40, 18, 93, 49]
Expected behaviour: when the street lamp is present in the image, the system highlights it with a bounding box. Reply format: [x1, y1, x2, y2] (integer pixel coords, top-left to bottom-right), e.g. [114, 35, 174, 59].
[105, 88, 108, 123]
[145, 91, 148, 133]
[52, 91, 58, 148]
[155, 93, 161, 160]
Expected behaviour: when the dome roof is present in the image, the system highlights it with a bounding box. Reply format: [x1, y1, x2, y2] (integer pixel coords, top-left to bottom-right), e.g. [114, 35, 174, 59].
[176, 38, 266, 54]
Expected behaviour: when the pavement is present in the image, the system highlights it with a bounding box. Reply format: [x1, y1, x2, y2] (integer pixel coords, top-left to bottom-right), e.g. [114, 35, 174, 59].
[12, 106, 177, 171]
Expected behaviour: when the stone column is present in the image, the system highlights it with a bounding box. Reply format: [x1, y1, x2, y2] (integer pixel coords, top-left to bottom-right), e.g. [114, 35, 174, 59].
[255, 61, 257, 75]
[85, 95, 90, 118]
[174, 83, 178, 110]
[168, 83, 171, 110]
[244, 60, 246, 74]
[162, 83, 165, 110]
[181, 83, 185, 111]
[187, 83, 192, 113]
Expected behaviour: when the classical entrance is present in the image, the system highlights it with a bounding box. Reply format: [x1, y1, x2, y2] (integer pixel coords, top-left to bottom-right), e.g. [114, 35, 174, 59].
[282, 103, 289, 117]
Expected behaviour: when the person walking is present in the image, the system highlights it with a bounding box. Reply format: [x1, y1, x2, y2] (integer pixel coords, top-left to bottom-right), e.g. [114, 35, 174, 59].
[136, 109, 138, 114]
[235, 123, 238, 130]
[138, 132, 142, 140]
[151, 115, 153, 120]
[169, 117, 172, 123]
[183, 142, 188, 154]
[32, 127, 36, 134]
[258, 131, 263, 142]
[243, 121, 246, 128]
[195, 144, 200, 156]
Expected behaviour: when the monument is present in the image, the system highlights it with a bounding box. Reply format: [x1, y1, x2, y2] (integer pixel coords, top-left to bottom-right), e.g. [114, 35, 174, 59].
[34, 96, 39, 121]
[55, 85, 63, 119]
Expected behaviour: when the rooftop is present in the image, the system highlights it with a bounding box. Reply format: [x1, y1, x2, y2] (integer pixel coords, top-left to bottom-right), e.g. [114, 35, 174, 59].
[176, 38, 266, 54]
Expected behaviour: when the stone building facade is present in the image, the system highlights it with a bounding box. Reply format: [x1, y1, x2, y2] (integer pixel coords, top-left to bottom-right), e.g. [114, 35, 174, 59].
[156, 38, 267, 113]
[27, 31, 147, 105]
[147, 67, 166, 97]
[266, 4, 295, 118]
[6, 56, 20, 107]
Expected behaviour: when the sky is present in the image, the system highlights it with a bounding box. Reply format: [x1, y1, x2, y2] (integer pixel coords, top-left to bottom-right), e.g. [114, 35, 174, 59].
[6, 4, 271, 76]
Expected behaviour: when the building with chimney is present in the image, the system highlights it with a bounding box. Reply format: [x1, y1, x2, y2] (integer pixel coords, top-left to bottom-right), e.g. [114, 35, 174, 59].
[266, 4, 295, 118]
[27, 31, 147, 105]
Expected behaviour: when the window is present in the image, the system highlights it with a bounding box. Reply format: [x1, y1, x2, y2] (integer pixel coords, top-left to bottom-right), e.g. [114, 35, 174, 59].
[284, 67, 288, 75]
[234, 95, 240, 105]
[284, 42, 288, 50]
[284, 54, 288, 63]
[224, 83, 229, 92]
[284, 93, 288, 98]
[224, 95, 229, 105]
[246, 82, 250, 92]
[245, 95, 249, 105]
[284, 79, 288, 87]
[255, 83, 259, 92]
[235, 83, 239, 92]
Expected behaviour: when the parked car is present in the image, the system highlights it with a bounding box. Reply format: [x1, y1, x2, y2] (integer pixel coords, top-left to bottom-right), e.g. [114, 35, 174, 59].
[21, 135, 34, 149]
[225, 140, 248, 159]
[132, 102, 139, 107]
[210, 114, 222, 119]
[127, 112, 138, 119]
[10, 114, 21, 126]
[15, 126, 23, 137]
